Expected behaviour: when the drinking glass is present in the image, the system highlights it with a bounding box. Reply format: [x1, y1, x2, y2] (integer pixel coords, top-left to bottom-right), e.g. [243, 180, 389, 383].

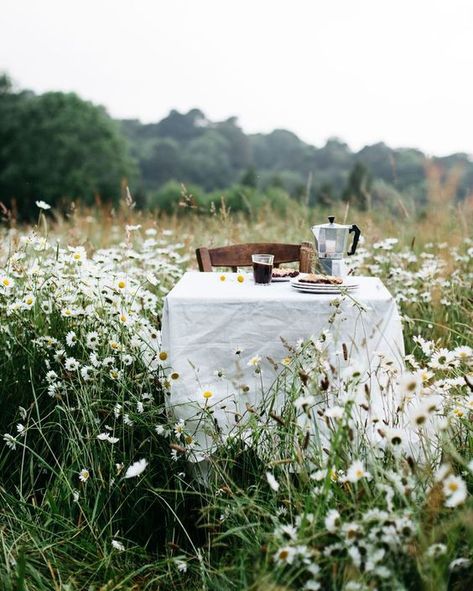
[252, 254, 274, 285]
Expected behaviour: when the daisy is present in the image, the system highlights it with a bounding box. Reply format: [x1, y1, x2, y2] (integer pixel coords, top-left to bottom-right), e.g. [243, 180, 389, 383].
[266, 472, 280, 492]
[23, 294, 35, 309]
[124, 458, 148, 479]
[324, 509, 341, 533]
[86, 331, 99, 349]
[65, 331, 77, 347]
[398, 372, 422, 398]
[80, 366, 94, 381]
[79, 468, 90, 482]
[3, 433, 17, 450]
[443, 475, 467, 507]
[36, 200, 51, 210]
[65, 357, 80, 372]
[111, 539, 125, 552]
[273, 545, 297, 566]
[426, 543, 447, 558]
[454, 345, 473, 364]
[247, 355, 261, 367]
[0, 276, 13, 289]
[429, 348, 455, 370]
[346, 460, 371, 483]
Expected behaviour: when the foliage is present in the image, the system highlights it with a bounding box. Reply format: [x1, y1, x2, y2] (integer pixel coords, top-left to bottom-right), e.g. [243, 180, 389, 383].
[0, 74, 136, 219]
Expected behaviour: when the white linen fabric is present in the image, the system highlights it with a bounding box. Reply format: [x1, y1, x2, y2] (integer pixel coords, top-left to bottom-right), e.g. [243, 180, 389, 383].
[161, 272, 405, 461]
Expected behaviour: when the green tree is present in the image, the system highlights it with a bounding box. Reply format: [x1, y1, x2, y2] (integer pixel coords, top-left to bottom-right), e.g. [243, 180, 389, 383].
[0, 81, 136, 218]
[342, 162, 372, 211]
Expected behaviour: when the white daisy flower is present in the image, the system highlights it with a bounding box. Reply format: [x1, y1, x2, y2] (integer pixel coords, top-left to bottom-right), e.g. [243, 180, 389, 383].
[346, 460, 370, 483]
[266, 472, 280, 492]
[79, 468, 90, 482]
[111, 539, 125, 552]
[36, 200, 51, 210]
[124, 458, 148, 479]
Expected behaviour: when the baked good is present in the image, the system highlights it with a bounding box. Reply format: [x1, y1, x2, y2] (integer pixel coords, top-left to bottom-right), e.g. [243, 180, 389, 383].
[272, 268, 300, 278]
[297, 273, 343, 285]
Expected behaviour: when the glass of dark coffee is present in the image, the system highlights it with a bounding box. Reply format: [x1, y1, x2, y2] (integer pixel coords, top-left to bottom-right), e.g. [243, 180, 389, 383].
[252, 254, 274, 285]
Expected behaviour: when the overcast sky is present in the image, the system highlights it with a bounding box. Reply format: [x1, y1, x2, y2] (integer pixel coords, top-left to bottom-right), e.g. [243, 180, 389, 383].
[2, 0, 473, 156]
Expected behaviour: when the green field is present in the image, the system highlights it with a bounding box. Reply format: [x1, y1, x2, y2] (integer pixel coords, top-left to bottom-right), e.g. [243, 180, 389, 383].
[1, 200, 472, 590]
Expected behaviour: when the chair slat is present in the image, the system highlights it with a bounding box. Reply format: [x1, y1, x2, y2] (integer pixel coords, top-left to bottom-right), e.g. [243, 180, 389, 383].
[195, 242, 314, 273]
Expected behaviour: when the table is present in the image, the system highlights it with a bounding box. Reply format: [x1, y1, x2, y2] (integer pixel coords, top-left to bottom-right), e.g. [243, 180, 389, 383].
[161, 272, 405, 462]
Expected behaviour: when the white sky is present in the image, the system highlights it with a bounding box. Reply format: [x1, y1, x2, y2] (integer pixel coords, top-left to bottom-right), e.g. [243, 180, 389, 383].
[1, 0, 473, 156]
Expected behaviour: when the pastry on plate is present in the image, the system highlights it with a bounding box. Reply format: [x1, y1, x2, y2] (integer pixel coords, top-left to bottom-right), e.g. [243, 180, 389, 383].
[272, 268, 300, 278]
[297, 273, 343, 285]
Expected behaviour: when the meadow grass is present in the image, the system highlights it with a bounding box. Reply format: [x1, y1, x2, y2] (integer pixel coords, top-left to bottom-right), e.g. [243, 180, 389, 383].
[0, 198, 472, 590]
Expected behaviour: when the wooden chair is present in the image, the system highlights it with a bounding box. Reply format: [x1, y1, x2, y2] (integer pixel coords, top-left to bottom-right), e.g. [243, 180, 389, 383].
[195, 242, 314, 273]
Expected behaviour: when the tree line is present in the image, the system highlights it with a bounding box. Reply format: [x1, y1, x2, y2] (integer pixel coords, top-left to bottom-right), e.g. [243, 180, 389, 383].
[1, 73, 472, 219]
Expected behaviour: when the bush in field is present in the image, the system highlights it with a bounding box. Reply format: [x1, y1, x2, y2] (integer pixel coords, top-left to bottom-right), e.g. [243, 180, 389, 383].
[0, 75, 136, 218]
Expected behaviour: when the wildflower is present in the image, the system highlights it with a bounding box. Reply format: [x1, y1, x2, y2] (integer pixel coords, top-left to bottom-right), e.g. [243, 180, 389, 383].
[116, 278, 127, 291]
[0, 276, 13, 289]
[80, 366, 94, 381]
[97, 432, 119, 444]
[201, 389, 213, 401]
[175, 558, 187, 573]
[443, 475, 467, 507]
[273, 545, 297, 565]
[429, 348, 455, 370]
[72, 490, 80, 502]
[426, 543, 447, 558]
[16, 423, 25, 435]
[65, 331, 77, 347]
[247, 355, 261, 367]
[23, 294, 35, 308]
[454, 345, 473, 364]
[346, 460, 370, 483]
[111, 539, 125, 552]
[174, 419, 185, 435]
[324, 509, 341, 533]
[237, 274, 245, 283]
[36, 200, 51, 210]
[124, 458, 148, 479]
[266, 472, 280, 492]
[79, 468, 90, 483]
[449, 557, 471, 571]
[65, 357, 80, 372]
[3, 434, 17, 450]
[86, 331, 99, 349]
[219, 275, 226, 282]
[398, 372, 422, 398]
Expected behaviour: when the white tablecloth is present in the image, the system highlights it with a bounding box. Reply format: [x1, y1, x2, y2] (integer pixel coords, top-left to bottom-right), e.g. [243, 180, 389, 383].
[161, 272, 405, 460]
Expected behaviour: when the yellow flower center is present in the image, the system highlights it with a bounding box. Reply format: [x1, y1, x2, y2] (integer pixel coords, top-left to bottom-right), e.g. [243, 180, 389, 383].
[25, 298, 33, 305]
[448, 482, 459, 492]
[279, 550, 289, 560]
[118, 281, 126, 289]
[237, 274, 245, 283]
[203, 390, 213, 399]
[159, 351, 168, 361]
[355, 469, 364, 478]
[219, 275, 226, 282]
[2, 278, 10, 286]
[171, 372, 179, 380]
[73, 253, 81, 260]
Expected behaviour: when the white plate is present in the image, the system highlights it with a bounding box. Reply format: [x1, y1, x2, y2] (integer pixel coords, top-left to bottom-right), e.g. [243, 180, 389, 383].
[271, 275, 298, 282]
[291, 278, 359, 294]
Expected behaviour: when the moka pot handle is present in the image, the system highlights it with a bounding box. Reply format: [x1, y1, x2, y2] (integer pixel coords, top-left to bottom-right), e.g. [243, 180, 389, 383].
[347, 225, 361, 256]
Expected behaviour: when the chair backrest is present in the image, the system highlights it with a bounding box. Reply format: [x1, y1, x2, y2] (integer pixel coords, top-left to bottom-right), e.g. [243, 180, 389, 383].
[196, 242, 314, 273]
